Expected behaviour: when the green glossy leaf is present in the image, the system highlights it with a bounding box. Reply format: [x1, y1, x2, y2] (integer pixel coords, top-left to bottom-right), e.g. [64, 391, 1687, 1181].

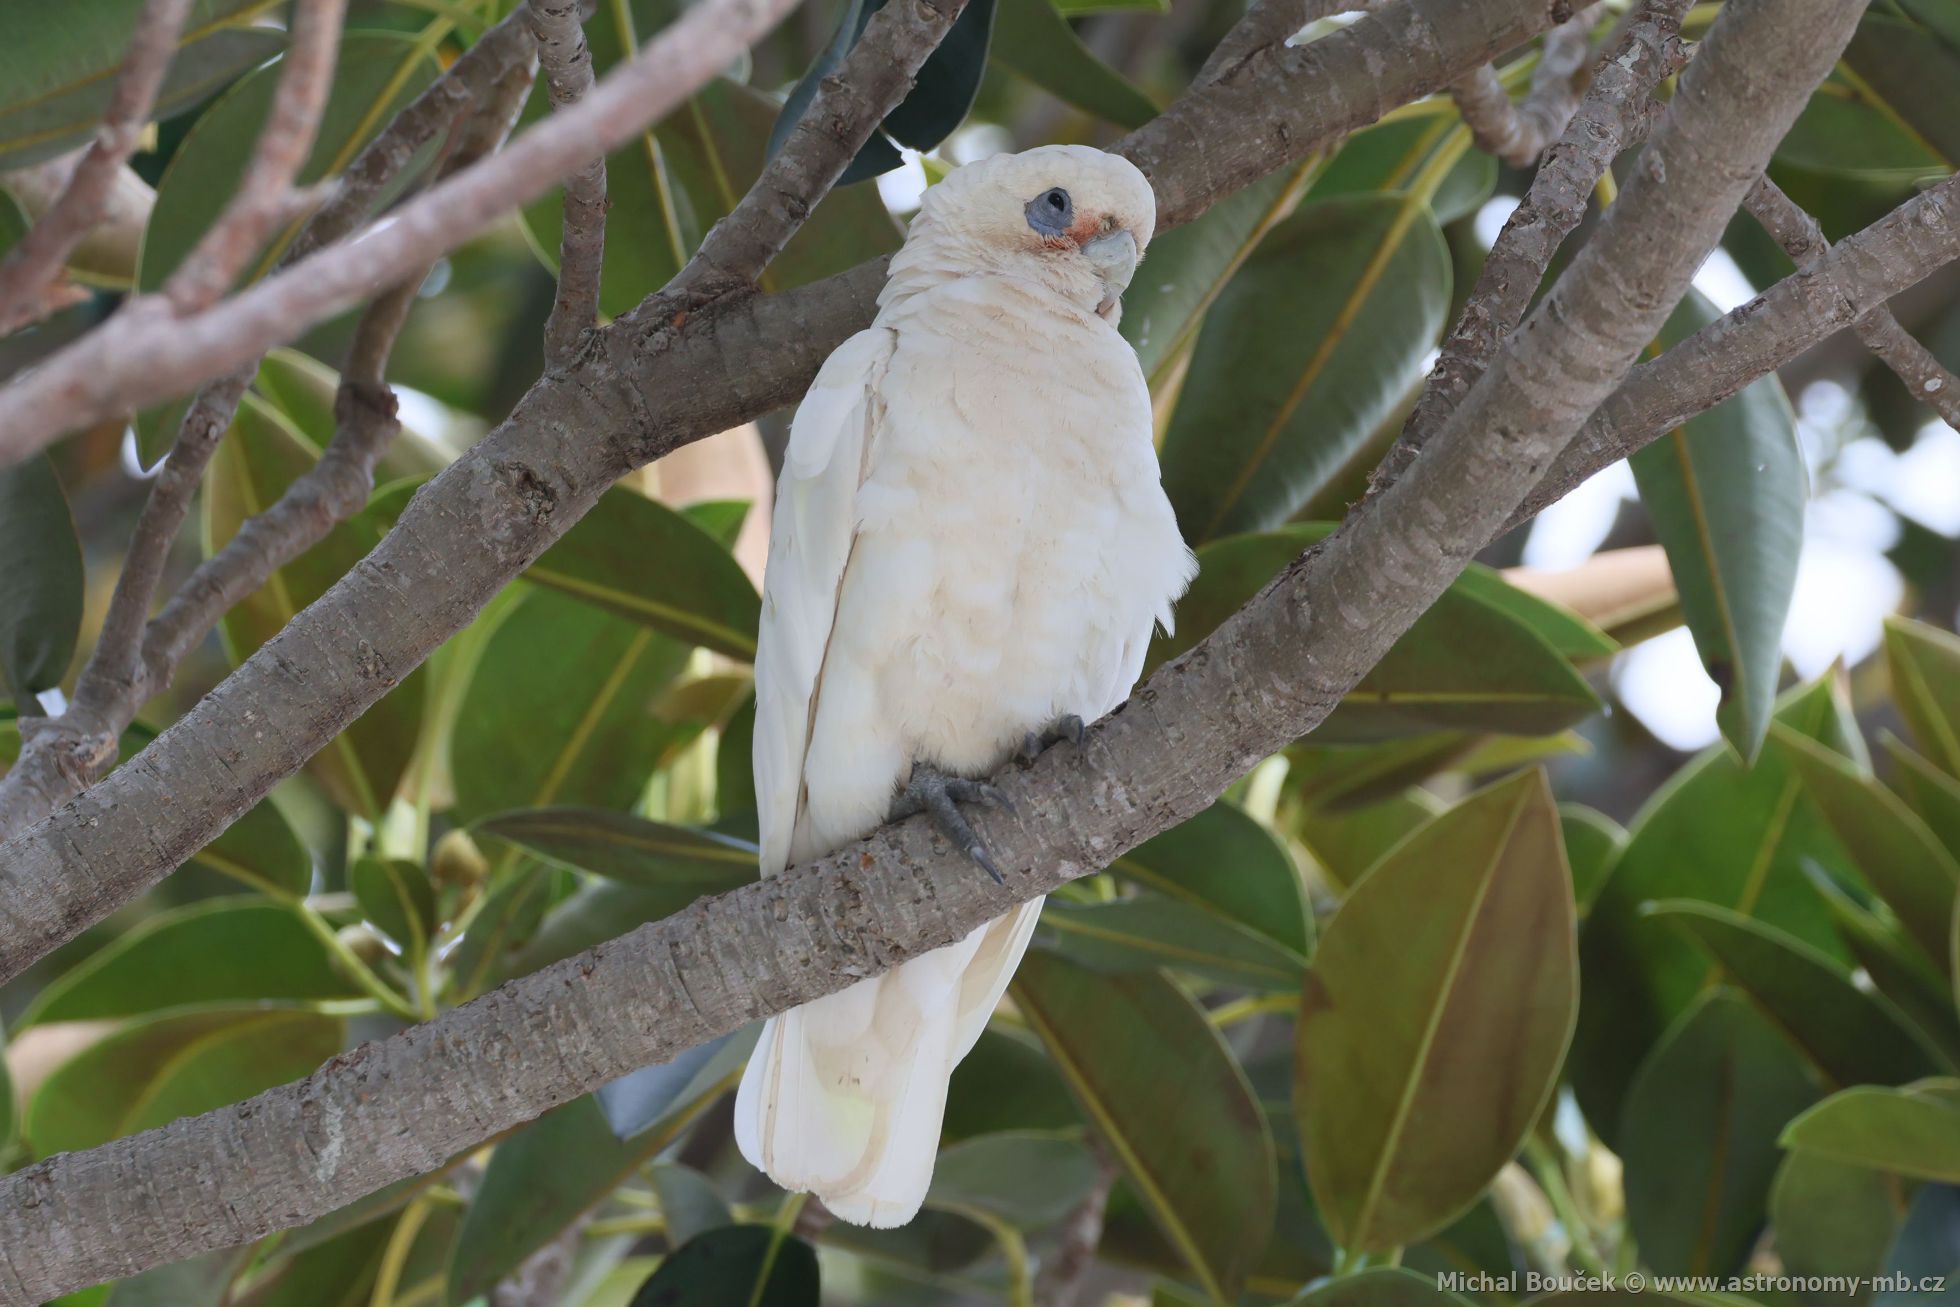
[0, 0, 283, 169]
[447, 1081, 750, 1304]
[478, 807, 754, 890]
[1778, 67, 1950, 180]
[1112, 800, 1309, 956]
[1839, 13, 1960, 169]
[138, 30, 443, 460]
[19, 899, 359, 1028]
[1771, 1149, 1904, 1299]
[1160, 195, 1448, 542]
[1560, 804, 1626, 912]
[1621, 989, 1823, 1275]
[1311, 106, 1497, 224]
[1121, 162, 1317, 389]
[943, 1027, 1079, 1142]
[350, 857, 436, 959]
[1882, 733, 1960, 861]
[1013, 951, 1275, 1301]
[1298, 769, 1576, 1252]
[1781, 1079, 1960, 1182]
[0, 453, 83, 696]
[1886, 617, 1960, 779]
[924, 1130, 1101, 1230]
[239, 1214, 396, 1307]
[525, 487, 761, 659]
[1630, 290, 1804, 761]
[991, 0, 1157, 128]
[626, 1225, 819, 1307]
[445, 867, 557, 999]
[1572, 680, 1856, 1146]
[1774, 722, 1960, 968]
[1819, 874, 1960, 1070]
[450, 587, 689, 823]
[1648, 900, 1943, 1087]
[1290, 1268, 1474, 1307]
[1151, 526, 1600, 738]
[27, 1007, 342, 1156]
[1294, 787, 1443, 893]
[1451, 567, 1618, 662]
[184, 773, 311, 896]
[1036, 897, 1306, 991]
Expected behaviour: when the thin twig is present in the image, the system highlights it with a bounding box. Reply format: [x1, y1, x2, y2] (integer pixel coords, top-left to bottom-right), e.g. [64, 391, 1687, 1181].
[0, 0, 193, 334]
[1449, 4, 1605, 168]
[1372, 0, 1691, 493]
[1743, 174, 1960, 430]
[0, 0, 798, 465]
[672, 0, 969, 295]
[163, 0, 350, 312]
[525, 0, 609, 363]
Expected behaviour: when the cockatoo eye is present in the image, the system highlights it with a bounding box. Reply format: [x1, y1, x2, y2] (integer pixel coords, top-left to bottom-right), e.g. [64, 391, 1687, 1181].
[1024, 186, 1073, 238]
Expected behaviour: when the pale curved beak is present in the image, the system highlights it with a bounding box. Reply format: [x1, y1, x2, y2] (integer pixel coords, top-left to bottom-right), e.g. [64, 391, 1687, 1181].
[1083, 229, 1138, 317]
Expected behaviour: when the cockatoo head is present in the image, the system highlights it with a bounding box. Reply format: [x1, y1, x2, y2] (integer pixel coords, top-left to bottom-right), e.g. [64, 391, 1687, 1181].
[885, 144, 1156, 322]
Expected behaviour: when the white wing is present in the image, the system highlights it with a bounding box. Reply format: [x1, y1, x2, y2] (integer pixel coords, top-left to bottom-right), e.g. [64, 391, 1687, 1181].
[751, 326, 895, 877]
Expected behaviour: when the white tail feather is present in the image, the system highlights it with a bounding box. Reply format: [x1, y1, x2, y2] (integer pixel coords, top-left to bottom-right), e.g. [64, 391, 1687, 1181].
[736, 897, 1044, 1226]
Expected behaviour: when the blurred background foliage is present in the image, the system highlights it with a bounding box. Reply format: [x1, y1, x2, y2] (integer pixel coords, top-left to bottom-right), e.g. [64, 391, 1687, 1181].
[1, 0, 1959, 1303]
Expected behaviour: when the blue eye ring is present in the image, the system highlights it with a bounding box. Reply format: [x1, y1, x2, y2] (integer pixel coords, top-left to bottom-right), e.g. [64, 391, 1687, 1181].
[1025, 186, 1073, 238]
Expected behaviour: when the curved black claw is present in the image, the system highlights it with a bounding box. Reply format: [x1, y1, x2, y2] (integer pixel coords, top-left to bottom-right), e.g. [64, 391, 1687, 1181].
[890, 765, 1012, 884]
[1018, 714, 1087, 766]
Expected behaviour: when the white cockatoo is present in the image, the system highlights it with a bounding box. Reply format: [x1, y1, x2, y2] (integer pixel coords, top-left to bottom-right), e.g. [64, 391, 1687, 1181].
[733, 144, 1196, 1228]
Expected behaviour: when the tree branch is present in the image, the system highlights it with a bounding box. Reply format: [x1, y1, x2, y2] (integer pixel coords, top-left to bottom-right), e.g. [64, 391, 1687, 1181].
[0, 0, 1570, 979]
[0, 0, 1872, 1298]
[673, 0, 970, 295]
[1377, 0, 1689, 492]
[1192, 0, 1347, 87]
[1448, 2, 1604, 168]
[525, 0, 609, 364]
[0, 0, 802, 466]
[0, 0, 193, 334]
[161, 0, 349, 313]
[1743, 174, 1960, 430]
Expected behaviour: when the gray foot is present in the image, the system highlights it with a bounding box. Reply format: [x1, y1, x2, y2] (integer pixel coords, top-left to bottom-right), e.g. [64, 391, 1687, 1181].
[890, 764, 1012, 884]
[1018, 714, 1086, 766]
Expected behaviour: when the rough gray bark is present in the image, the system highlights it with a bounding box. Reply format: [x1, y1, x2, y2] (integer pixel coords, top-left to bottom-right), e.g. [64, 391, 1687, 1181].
[1449, 3, 1603, 167]
[0, 0, 1568, 983]
[0, 0, 1871, 1298]
[525, 0, 609, 363]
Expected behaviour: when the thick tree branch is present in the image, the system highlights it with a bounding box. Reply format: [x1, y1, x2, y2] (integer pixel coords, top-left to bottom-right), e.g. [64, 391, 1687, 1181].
[1508, 167, 1960, 530]
[1377, 0, 1689, 491]
[1449, 3, 1604, 167]
[525, 0, 609, 363]
[0, 0, 802, 465]
[1193, 0, 1347, 88]
[0, 26, 541, 842]
[674, 0, 970, 294]
[162, 0, 349, 313]
[0, 0, 1868, 1298]
[1744, 174, 1960, 430]
[0, 0, 1569, 972]
[0, 0, 193, 334]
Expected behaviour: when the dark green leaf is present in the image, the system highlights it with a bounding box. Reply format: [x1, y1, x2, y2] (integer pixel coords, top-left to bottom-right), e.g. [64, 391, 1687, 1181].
[18, 899, 360, 1027]
[924, 1130, 1101, 1230]
[350, 857, 436, 958]
[1160, 195, 1449, 542]
[1560, 803, 1626, 912]
[1781, 1079, 1960, 1182]
[1771, 1149, 1904, 1299]
[1839, 13, 1960, 169]
[991, 0, 1157, 128]
[445, 868, 557, 999]
[477, 807, 754, 899]
[1572, 680, 1856, 1146]
[525, 487, 761, 659]
[1451, 567, 1618, 662]
[238, 1213, 396, 1307]
[1289, 1268, 1474, 1307]
[1298, 770, 1576, 1252]
[201, 398, 426, 819]
[450, 588, 690, 823]
[0, 453, 82, 696]
[1013, 951, 1275, 1301]
[1620, 989, 1823, 1275]
[1294, 788, 1444, 893]
[1773, 722, 1960, 968]
[1647, 899, 1944, 1087]
[943, 1027, 1079, 1141]
[1882, 733, 1960, 861]
[27, 1008, 342, 1156]
[1151, 526, 1600, 738]
[1630, 290, 1804, 761]
[1311, 105, 1496, 224]
[0, 0, 284, 168]
[628, 1225, 819, 1307]
[1112, 800, 1309, 956]
[1886, 617, 1960, 779]
[1036, 897, 1306, 991]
